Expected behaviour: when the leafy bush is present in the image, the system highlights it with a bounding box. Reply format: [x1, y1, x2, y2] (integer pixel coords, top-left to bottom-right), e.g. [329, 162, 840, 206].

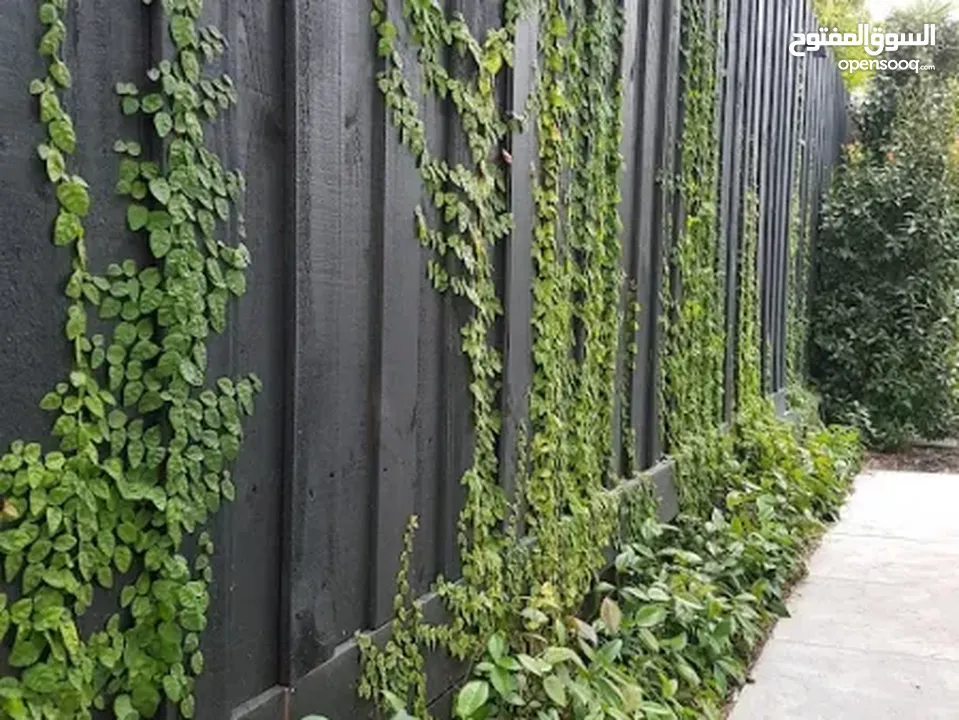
[810, 81, 959, 448]
[856, 3, 959, 153]
[369, 406, 862, 720]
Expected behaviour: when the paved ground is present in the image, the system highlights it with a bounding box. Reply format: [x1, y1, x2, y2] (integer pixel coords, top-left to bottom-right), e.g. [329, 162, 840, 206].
[728, 470, 959, 720]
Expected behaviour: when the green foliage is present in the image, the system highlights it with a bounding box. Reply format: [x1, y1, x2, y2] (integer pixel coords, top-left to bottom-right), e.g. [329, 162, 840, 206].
[525, 0, 624, 614]
[737, 188, 762, 407]
[813, 0, 873, 90]
[452, 627, 644, 720]
[599, 415, 860, 719]
[350, 0, 862, 717]
[0, 1, 259, 716]
[856, 2, 959, 151]
[787, 60, 811, 388]
[359, 0, 628, 715]
[811, 81, 959, 448]
[663, 0, 725, 460]
[377, 407, 862, 720]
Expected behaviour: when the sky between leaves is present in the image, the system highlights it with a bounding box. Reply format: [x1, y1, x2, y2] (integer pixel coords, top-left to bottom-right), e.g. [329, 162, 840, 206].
[866, 0, 956, 19]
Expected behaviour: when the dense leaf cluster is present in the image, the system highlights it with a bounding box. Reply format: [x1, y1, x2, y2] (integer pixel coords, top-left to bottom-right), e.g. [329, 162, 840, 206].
[811, 81, 959, 448]
[359, 0, 627, 715]
[0, 1, 258, 717]
[661, 0, 728, 515]
[378, 402, 862, 720]
[350, 0, 861, 718]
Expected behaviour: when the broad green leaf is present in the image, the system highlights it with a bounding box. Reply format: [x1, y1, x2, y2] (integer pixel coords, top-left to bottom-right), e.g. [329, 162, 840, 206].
[39, 392, 61, 411]
[113, 694, 137, 720]
[455, 680, 489, 719]
[49, 118, 75, 153]
[542, 676, 567, 707]
[141, 93, 164, 114]
[179, 359, 203, 387]
[149, 229, 173, 258]
[114, 545, 133, 574]
[600, 596, 622, 633]
[633, 604, 667, 628]
[127, 205, 149, 231]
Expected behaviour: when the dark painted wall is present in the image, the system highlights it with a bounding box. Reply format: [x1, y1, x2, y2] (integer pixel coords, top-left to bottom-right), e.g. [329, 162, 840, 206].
[0, 0, 846, 718]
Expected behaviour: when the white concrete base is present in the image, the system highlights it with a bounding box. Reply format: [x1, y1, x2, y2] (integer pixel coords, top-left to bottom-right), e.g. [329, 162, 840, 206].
[729, 471, 959, 720]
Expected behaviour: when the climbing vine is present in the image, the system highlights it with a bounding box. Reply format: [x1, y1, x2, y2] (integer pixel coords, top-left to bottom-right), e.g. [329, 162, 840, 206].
[787, 60, 810, 387]
[525, 0, 623, 613]
[737, 187, 762, 406]
[354, 0, 850, 716]
[359, 0, 628, 715]
[661, 0, 727, 513]
[0, 1, 258, 717]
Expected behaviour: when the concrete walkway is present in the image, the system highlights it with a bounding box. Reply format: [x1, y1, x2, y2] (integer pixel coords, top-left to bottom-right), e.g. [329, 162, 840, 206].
[729, 470, 959, 719]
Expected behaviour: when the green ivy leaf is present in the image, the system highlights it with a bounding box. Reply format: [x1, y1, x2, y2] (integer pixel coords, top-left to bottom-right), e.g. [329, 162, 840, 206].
[149, 177, 171, 205]
[46, 507, 62, 535]
[49, 61, 71, 88]
[155, 111, 173, 138]
[114, 546, 133, 574]
[56, 180, 90, 217]
[149, 228, 173, 258]
[132, 681, 161, 717]
[122, 96, 140, 115]
[127, 204, 149, 231]
[48, 118, 75, 153]
[38, 3, 57, 24]
[181, 50, 200, 82]
[179, 359, 203, 387]
[180, 694, 196, 719]
[225, 269, 246, 297]
[39, 392, 61, 411]
[4, 554, 23, 583]
[141, 93, 164, 114]
[113, 694, 137, 720]
[9, 631, 43, 668]
[21, 663, 59, 693]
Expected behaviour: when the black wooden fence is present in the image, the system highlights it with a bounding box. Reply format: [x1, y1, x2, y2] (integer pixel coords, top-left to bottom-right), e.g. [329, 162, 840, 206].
[0, 0, 846, 718]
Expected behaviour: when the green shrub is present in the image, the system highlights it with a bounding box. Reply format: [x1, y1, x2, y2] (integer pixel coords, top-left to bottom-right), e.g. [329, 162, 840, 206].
[810, 81, 959, 448]
[427, 408, 862, 720]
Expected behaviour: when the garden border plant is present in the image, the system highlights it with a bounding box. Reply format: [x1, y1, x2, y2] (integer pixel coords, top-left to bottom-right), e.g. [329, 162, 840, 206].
[0, 1, 259, 717]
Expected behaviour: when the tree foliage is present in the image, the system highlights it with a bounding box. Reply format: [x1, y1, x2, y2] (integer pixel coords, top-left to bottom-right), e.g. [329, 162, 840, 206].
[811, 81, 959, 448]
[814, 0, 874, 90]
[857, 1, 959, 150]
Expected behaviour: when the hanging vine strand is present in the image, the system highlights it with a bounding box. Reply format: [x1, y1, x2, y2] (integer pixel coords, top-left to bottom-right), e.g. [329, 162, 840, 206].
[359, 0, 628, 715]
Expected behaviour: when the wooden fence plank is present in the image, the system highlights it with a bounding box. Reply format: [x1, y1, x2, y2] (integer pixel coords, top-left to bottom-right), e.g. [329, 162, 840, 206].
[501, 11, 539, 495]
[283, 0, 379, 680]
[632, 0, 666, 468]
[719, 0, 741, 417]
[652, 0, 683, 462]
[197, 0, 288, 712]
[614, 0, 644, 476]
